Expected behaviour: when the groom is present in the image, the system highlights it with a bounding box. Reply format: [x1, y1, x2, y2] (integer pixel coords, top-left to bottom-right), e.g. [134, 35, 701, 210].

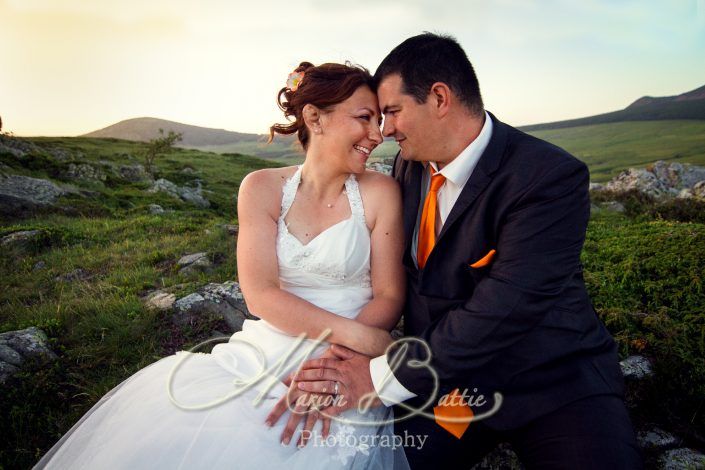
[277, 33, 641, 468]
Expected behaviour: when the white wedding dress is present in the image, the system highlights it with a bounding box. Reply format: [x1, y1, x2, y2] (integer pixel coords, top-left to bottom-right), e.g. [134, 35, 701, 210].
[36, 166, 408, 470]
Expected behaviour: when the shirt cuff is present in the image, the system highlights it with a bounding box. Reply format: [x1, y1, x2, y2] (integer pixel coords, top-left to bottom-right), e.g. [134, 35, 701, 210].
[369, 354, 417, 407]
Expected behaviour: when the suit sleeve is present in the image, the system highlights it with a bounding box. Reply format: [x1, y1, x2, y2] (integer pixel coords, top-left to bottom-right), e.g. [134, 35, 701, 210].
[388, 156, 591, 399]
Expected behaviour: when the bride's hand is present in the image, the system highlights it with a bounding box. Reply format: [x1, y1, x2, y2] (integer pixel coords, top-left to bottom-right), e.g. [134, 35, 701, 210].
[269, 352, 335, 447]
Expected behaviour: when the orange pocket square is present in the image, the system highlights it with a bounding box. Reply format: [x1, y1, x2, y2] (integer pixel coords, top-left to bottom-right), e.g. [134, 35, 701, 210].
[434, 388, 474, 439]
[469, 249, 496, 268]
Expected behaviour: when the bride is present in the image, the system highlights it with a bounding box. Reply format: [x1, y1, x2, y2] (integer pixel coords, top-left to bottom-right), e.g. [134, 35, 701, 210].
[35, 62, 409, 469]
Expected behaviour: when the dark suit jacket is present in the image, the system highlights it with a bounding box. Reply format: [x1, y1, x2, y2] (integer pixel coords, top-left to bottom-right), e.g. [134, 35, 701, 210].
[388, 112, 625, 430]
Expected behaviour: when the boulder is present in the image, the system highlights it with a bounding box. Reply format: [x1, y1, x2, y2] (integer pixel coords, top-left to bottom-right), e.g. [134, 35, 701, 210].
[693, 181, 705, 199]
[172, 281, 253, 332]
[145, 291, 177, 311]
[0, 327, 57, 384]
[62, 163, 107, 183]
[0, 135, 40, 158]
[602, 161, 705, 199]
[149, 204, 165, 214]
[177, 252, 214, 275]
[0, 175, 68, 215]
[1, 229, 43, 251]
[148, 178, 210, 208]
[117, 164, 151, 182]
[221, 224, 239, 236]
[55, 268, 92, 283]
[657, 448, 705, 469]
[601, 201, 626, 213]
[605, 168, 669, 198]
[620, 355, 653, 380]
[637, 427, 680, 451]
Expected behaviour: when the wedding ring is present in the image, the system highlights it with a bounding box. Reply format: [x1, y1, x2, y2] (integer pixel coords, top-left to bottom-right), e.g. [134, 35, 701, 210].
[333, 381, 339, 395]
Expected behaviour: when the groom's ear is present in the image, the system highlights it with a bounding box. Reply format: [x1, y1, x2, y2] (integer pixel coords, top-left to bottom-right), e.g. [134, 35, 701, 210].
[302, 104, 322, 132]
[429, 82, 451, 118]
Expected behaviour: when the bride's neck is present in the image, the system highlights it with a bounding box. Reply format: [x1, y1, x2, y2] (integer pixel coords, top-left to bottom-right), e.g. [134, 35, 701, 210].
[299, 153, 348, 199]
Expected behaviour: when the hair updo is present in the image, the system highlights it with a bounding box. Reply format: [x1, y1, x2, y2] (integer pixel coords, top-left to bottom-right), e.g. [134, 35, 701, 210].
[269, 61, 374, 150]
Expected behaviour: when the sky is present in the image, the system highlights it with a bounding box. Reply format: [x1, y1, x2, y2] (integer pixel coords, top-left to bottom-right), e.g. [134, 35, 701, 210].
[1, 0, 704, 137]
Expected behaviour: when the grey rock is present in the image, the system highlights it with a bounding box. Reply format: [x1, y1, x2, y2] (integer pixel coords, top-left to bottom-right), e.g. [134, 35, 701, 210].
[177, 252, 213, 275]
[652, 161, 705, 190]
[620, 355, 653, 380]
[589, 182, 605, 192]
[605, 161, 705, 199]
[0, 327, 57, 384]
[606, 168, 669, 198]
[221, 224, 239, 236]
[470, 443, 524, 470]
[55, 268, 92, 282]
[148, 178, 209, 207]
[676, 188, 693, 199]
[0, 344, 23, 366]
[46, 147, 71, 161]
[601, 201, 626, 213]
[62, 163, 107, 183]
[144, 291, 176, 311]
[149, 204, 165, 214]
[0, 175, 68, 214]
[0, 135, 40, 158]
[117, 164, 152, 183]
[33, 260, 46, 271]
[367, 162, 392, 175]
[637, 427, 680, 451]
[657, 448, 705, 470]
[1, 229, 42, 250]
[172, 281, 253, 332]
[693, 181, 705, 199]
[0, 361, 20, 383]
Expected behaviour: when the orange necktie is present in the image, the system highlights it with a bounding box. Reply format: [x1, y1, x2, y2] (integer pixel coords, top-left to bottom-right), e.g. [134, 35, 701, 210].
[417, 168, 446, 269]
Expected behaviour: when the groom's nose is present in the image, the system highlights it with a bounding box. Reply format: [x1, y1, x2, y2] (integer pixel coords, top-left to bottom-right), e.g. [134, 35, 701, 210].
[382, 117, 395, 137]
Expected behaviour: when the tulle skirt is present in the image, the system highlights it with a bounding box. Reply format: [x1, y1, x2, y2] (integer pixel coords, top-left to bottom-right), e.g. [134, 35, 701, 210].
[35, 320, 409, 469]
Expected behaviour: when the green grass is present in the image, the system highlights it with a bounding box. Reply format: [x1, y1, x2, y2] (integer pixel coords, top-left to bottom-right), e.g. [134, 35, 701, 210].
[0, 137, 281, 467]
[583, 209, 705, 439]
[1, 135, 705, 467]
[528, 120, 705, 182]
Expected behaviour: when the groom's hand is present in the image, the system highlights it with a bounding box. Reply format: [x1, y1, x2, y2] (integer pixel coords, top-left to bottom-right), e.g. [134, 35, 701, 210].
[295, 344, 383, 416]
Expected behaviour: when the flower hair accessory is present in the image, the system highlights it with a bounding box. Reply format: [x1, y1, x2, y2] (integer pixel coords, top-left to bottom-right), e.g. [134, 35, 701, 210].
[286, 70, 305, 92]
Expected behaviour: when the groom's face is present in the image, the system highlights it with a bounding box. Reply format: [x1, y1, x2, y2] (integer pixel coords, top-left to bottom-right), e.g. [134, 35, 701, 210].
[378, 74, 435, 162]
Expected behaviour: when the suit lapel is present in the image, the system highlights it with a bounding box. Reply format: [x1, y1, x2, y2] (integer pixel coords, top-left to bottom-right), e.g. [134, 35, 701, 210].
[401, 161, 423, 253]
[437, 112, 508, 241]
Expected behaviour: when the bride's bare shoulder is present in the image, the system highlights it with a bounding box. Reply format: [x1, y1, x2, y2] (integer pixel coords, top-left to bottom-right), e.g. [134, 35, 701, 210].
[356, 170, 400, 197]
[356, 170, 401, 221]
[238, 166, 299, 210]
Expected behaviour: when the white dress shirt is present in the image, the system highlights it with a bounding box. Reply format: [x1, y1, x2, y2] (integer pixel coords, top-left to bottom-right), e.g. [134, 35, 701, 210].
[369, 111, 494, 406]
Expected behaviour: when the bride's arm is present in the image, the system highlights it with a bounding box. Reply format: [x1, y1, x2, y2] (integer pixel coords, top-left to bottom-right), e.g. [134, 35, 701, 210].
[236, 169, 390, 357]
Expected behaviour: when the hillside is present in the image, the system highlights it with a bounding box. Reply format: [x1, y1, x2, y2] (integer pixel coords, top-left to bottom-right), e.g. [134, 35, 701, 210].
[526, 120, 705, 182]
[521, 84, 705, 132]
[83, 117, 301, 160]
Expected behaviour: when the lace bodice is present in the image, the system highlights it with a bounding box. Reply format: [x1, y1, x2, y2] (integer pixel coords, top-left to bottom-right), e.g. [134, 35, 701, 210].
[275, 166, 372, 315]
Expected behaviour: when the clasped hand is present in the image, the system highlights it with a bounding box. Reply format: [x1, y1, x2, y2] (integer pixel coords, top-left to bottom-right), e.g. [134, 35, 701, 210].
[265, 344, 382, 447]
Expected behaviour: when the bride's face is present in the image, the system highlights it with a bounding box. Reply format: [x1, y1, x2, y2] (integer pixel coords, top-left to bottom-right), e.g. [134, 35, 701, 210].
[315, 85, 383, 174]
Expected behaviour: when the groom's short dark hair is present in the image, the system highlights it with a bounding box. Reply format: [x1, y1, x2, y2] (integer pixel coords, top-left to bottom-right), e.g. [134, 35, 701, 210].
[374, 32, 484, 116]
